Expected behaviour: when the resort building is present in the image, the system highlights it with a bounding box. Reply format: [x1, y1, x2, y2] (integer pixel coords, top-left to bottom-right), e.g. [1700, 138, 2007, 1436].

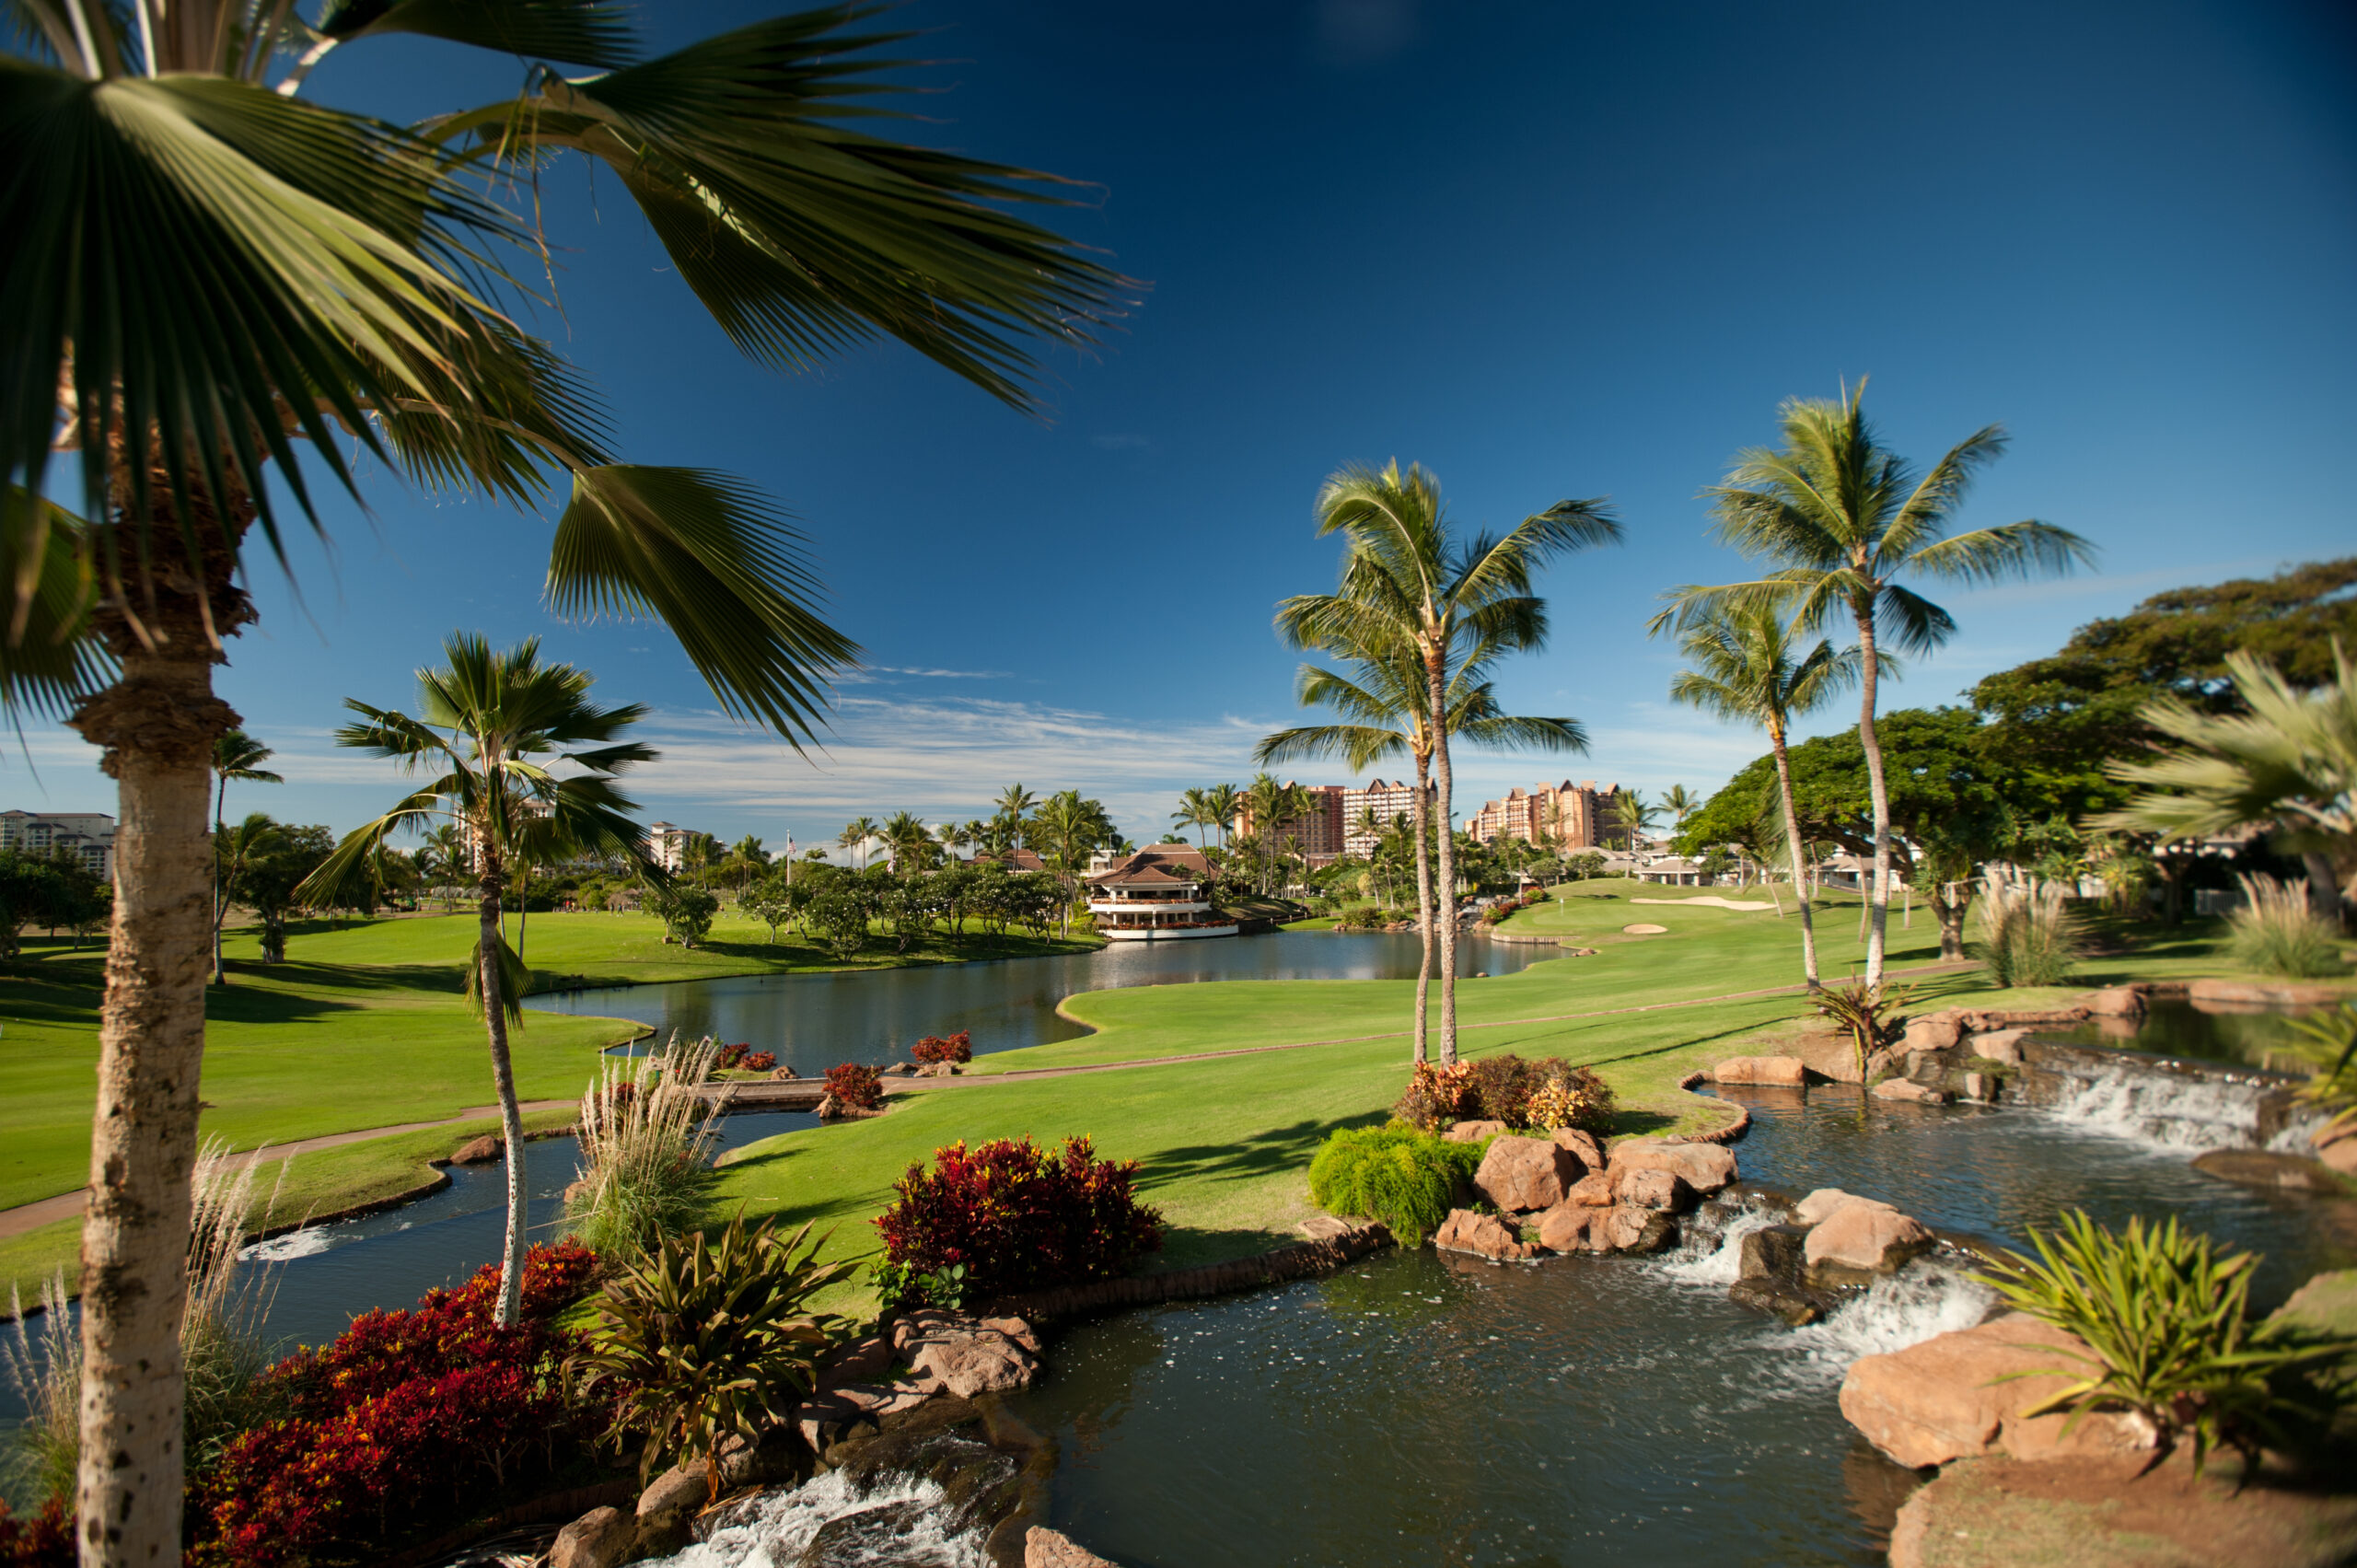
[644, 821, 696, 873]
[1084, 843, 1237, 942]
[0, 810, 116, 879]
[1232, 783, 1349, 860]
[1466, 780, 1624, 850]
[973, 848, 1056, 875]
[1341, 778, 1432, 855]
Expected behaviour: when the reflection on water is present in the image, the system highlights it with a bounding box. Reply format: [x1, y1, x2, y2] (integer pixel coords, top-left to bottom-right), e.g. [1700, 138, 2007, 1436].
[2044, 995, 2328, 1071]
[525, 930, 1553, 1074]
[1005, 1090, 2357, 1568]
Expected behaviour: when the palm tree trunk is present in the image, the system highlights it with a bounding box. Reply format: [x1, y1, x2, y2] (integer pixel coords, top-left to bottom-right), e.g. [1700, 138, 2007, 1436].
[1854, 608, 1892, 987]
[1410, 751, 1435, 1065]
[211, 774, 228, 985]
[1427, 648, 1460, 1063]
[476, 865, 528, 1327]
[2303, 852, 2343, 930]
[1769, 722, 1821, 990]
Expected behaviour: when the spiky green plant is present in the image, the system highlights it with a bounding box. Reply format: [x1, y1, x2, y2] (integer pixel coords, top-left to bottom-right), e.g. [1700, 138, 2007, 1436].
[2225, 875, 2347, 980]
[571, 1215, 853, 1502]
[2285, 1002, 2357, 1149]
[1815, 978, 1910, 1082]
[1980, 1211, 2356, 1474]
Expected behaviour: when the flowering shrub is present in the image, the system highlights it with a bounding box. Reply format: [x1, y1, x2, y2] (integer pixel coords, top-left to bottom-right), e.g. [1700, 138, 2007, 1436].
[911, 1030, 973, 1065]
[716, 1041, 751, 1069]
[1391, 1056, 1613, 1133]
[1391, 1061, 1474, 1130]
[742, 1050, 777, 1072]
[874, 1136, 1165, 1298]
[0, 1500, 70, 1568]
[823, 1063, 884, 1110]
[1526, 1069, 1614, 1133]
[191, 1241, 598, 1568]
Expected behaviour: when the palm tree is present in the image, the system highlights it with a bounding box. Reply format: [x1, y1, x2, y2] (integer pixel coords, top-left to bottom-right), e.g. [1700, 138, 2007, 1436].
[3, 8, 1128, 1540]
[2091, 641, 2355, 923]
[728, 834, 770, 893]
[210, 731, 282, 983]
[298, 636, 656, 1329]
[420, 824, 468, 912]
[1663, 600, 1860, 988]
[1611, 791, 1661, 851]
[838, 818, 879, 873]
[1662, 784, 1698, 830]
[211, 814, 287, 978]
[1203, 783, 1244, 851]
[1279, 460, 1618, 1063]
[935, 820, 974, 859]
[1652, 384, 2093, 985]
[1031, 790, 1110, 932]
[994, 784, 1040, 822]
[1239, 772, 1287, 897]
[1172, 787, 1214, 848]
[1258, 627, 1585, 1062]
[881, 810, 933, 877]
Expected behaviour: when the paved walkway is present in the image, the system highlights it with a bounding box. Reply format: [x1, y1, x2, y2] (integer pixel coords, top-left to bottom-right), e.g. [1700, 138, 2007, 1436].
[0, 958, 1977, 1238]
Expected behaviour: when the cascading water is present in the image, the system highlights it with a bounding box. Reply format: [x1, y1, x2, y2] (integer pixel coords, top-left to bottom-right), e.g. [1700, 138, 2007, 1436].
[2042, 1063, 2287, 1152]
[639, 1470, 987, 1568]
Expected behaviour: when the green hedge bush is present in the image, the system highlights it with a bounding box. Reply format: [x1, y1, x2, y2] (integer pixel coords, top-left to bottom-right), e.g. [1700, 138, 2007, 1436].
[1306, 1125, 1486, 1246]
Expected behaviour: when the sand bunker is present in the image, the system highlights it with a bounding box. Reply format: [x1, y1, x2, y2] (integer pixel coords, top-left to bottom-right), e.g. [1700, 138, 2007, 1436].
[1620, 923, 1669, 935]
[1631, 896, 1776, 912]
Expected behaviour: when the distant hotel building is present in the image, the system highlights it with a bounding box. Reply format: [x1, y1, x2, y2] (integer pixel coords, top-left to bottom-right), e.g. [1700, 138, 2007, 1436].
[644, 821, 696, 873]
[1466, 780, 1624, 849]
[1341, 778, 1431, 855]
[1085, 843, 1237, 941]
[0, 810, 116, 879]
[1232, 783, 1349, 860]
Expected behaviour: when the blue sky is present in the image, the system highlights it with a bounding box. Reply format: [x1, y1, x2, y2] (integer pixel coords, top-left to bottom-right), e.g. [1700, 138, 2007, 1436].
[16, 0, 2357, 852]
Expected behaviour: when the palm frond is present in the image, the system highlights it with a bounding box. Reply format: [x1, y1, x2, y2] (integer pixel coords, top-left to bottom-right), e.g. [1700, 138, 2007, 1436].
[1905, 519, 2097, 585]
[0, 487, 110, 716]
[1455, 714, 1587, 752]
[1874, 582, 1960, 656]
[1877, 423, 2006, 560]
[313, 0, 639, 67]
[1254, 724, 1404, 771]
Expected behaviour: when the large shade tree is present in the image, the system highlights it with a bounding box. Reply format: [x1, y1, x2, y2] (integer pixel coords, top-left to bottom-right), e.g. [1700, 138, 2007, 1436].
[1652, 384, 2092, 986]
[1662, 600, 1858, 987]
[0, 5, 1121, 1554]
[1279, 460, 1617, 1063]
[1258, 625, 1585, 1062]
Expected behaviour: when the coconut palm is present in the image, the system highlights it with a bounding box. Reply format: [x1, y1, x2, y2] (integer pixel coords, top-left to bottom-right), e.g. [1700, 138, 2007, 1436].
[1611, 791, 1659, 852]
[419, 823, 468, 912]
[1031, 790, 1112, 932]
[1662, 784, 1698, 830]
[2091, 641, 2356, 924]
[1259, 627, 1585, 1062]
[880, 810, 933, 877]
[3, 7, 1125, 1542]
[1172, 786, 1215, 848]
[1278, 460, 1618, 1063]
[1203, 783, 1244, 851]
[994, 784, 1040, 822]
[837, 818, 879, 873]
[209, 731, 282, 983]
[1663, 599, 1861, 988]
[298, 636, 656, 1330]
[1651, 384, 2093, 985]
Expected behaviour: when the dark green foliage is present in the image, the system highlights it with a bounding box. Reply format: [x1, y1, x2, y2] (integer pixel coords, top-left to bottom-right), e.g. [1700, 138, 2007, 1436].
[1307, 1125, 1485, 1246]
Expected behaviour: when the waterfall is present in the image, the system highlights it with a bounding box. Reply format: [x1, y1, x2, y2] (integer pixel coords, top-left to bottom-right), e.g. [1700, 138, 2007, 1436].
[1788, 1262, 1997, 1374]
[638, 1469, 986, 1568]
[2042, 1065, 2274, 1152]
[1655, 1197, 1785, 1287]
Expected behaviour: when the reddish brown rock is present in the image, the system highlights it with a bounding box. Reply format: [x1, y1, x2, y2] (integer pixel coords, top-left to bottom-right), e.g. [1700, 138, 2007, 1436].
[550, 1505, 633, 1568]
[1794, 1187, 1864, 1225]
[449, 1134, 503, 1165]
[1564, 1171, 1616, 1207]
[1805, 1199, 1933, 1278]
[899, 1312, 1039, 1397]
[1608, 1138, 1737, 1194]
[1711, 1055, 1808, 1086]
[1027, 1526, 1120, 1567]
[1474, 1133, 1577, 1213]
[817, 1331, 895, 1391]
[795, 1384, 934, 1452]
[1601, 1206, 1678, 1254]
[1971, 1028, 2029, 1064]
[1618, 1167, 1695, 1213]
[1839, 1312, 2159, 1469]
[2082, 986, 2147, 1018]
[772, 1064, 802, 1079]
[1537, 1203, 1598, 1252]
[1548, 1127, 1604, 1171]
[1434, 1208, 1534, 1260]
[1872, 1078, 1949, 1105]
[1900, 1013, 1964, 1052]
[1444, 1119, 1507, 1144]
[2320, 1139, 2357, 1178]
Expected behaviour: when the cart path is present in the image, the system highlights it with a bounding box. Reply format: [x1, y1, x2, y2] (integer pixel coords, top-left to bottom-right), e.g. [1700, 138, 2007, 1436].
[2, 958, 1978, 1237]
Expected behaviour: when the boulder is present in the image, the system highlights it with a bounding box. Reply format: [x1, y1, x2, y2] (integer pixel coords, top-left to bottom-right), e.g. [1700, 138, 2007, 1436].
[1839, 1312, 2159, 1469]
[1728, 1275, 1827, 1326]
[772, 1064, 804, 1080]
[917, 1062, 960, 1077]
[1900, 1013, 1964, 1052]
[1794, 1188, 1864, 1225]
[2082, 986, 2146, 1018]
[1737, 1222, 1811, 1283]
[1537, 1203, 1600, 1253]
[1872, 1078, 1949, 1105]
[816, 1093, 841, 1120]
[1433, 1208, 1535, 1261]
[2323, 1139, 2357, 1179]
[1443, 1119, 1506, 1144]
[1617, 1167, 1695, 1214]
[979, 1315, 1044, 1355]
[1474, 1134, 1577, 1213]
[1562, 1171, 1616, 1207]
[1608, 1138, 1737, 1194]
[1548, 1127, 1604, 1171]
[1971, 1028, 2028, 1064]
[795, 1383, 935, 1453]
[1601, 1206, 1678, 1254]
[1711, 1055, 1808, 1086]
[549, 1505, 634, 1568]
[900, 1313, 1039, 1398]
[1805, 1200, 1933, 1282]
[1962, 1072, 1993, 1102]
[1028, 1526, 1120, 1568]
[448, 1134, 503, 1165]
[818, 1331, 897, 1390]
[1300, 1214, 1357, 1242]
[634, 1464, 711, 1551]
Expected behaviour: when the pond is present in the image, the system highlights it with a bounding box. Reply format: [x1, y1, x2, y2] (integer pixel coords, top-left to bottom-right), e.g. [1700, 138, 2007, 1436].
[996, 1086, 2356, 1568]
[2041, 994, 2330, 1073]
[525, 928, 1555, 1073]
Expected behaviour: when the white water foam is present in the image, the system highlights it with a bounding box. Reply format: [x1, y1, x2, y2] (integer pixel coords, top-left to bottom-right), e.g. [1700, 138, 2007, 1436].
[2042, 1066, 2269, 1152]
[1656, 1201, 1785, 1287]
[640, 1470, 984, 1568]
[1788, 1262, 1997, 1377]
[240, 1226, 335, 1262]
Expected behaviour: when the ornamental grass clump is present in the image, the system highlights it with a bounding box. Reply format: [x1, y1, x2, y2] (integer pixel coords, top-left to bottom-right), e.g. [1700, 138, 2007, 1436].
[566, 1034, 722, 1263]
[873, 1135, 1165, 1301]
[2225, 874, 2346, 979]
[572, 1217, 850, 1504]
[1306, 1125, 1483, 1247]
[1978, 1211, 2356, 1475]
[1972, 869, 2085, 987]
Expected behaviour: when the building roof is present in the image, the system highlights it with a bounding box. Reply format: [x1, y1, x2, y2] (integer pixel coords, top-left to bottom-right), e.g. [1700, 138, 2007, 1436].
[1086, 844, 1214, 888]
[974, 848, 1054, 874]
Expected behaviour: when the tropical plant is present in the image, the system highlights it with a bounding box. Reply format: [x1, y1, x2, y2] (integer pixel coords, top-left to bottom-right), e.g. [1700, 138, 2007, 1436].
[1391, 1060, 1477, 1131]
[1306, 1125, 1484, 1247]
[2223, 874, 2346, 979]
[836, 817, 880, 873]
[1653, 384, 2094, 988]
[1661, 783, 1698, 828]
[296, 635, 658, 1325]
[1979, 1211, 2356, 1474]
[1663, 599, 1861, 988]
[2285, 1002, 2357, 1148]
[911, 1031, 974, 1065]
[872, 1135, 1165, 1298]
[567, 1037, 722, 1263]
[647, 881, 720, 947]
[1279, 460, 1620, 1063]
[807, 884, 874, 959]
[1609, 790, 1659, 851]
[740, 872, 802, 947]
[2092, 641, 2356, 927]
[880, 809, 935, 877]
[1259, 621, 1585, 1062]
[210, 814, 286, 976]
[1203, 783, 1245, 851]
[6, 4, 1122, 1545]
[1816, 978, 1911, 1082]
[1973, 869, 2084, 988]
[209, 731, 281, 983]
[822, 1063, 885, 1112]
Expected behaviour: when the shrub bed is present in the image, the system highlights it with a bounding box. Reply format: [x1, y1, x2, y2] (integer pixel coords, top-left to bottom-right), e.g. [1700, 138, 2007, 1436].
[823, 1063, 884, 1110]
[873, 1135, 1165, 1301]
[1306, 1125, 1484, 1246]
[1391, 1054, 1614, 1133]
[912, 1030, 974, 1065]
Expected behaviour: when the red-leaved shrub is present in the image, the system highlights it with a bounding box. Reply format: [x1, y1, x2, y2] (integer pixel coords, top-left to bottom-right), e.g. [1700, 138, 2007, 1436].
[1392, 1061, 1475, 1130]
[873, 1135, 1164, 1298]
[742, 1050, 777, 1072]
[911, 1031, 973, 1065]
[0, 1500, 70, 1568]
[822, 1063, 884, 1110]
[190, 1241, 598, 1568]
[716, 1041, 751, 1069]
